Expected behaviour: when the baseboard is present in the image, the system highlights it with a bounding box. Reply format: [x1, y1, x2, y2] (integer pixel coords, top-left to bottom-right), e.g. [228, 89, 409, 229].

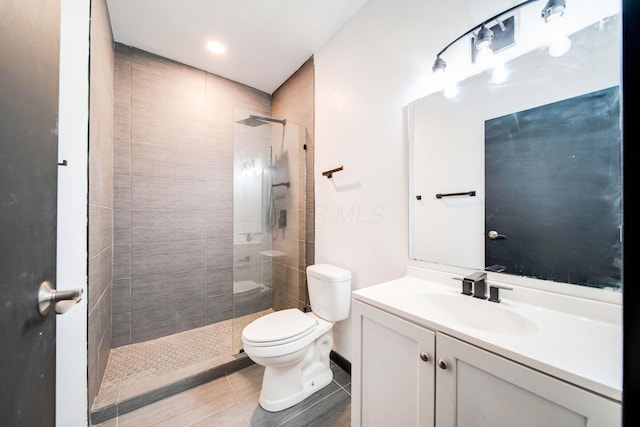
[90, 353, 254, 425]
[330, 350, 351, 376]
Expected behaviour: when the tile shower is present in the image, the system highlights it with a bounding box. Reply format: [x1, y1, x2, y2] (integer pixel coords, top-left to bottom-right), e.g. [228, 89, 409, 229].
[91, 43, 311, 417]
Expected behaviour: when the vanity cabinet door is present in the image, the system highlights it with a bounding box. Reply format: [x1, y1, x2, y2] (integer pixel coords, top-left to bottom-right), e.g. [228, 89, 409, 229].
[352, 300, 436, 427]
[435, 333, 621, 427]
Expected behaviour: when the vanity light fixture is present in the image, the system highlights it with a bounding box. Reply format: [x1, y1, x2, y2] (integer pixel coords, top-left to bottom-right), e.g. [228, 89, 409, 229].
[475, 24, 494, 50]
[431, 0, 568, 77]
[471, 17, 513, 65]
[432, 56, 447, 74]
[543, 0, 571, 57]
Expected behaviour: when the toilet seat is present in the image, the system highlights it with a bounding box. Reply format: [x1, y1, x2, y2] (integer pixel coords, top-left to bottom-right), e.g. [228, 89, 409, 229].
[242, 309, 318, 347]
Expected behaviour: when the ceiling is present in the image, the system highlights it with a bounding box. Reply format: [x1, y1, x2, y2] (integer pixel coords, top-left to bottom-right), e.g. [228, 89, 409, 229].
[105, 0, 368, 94]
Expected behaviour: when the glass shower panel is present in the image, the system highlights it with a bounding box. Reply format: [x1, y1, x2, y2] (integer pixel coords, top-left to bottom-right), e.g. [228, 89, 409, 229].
[231, 107, 307, 354]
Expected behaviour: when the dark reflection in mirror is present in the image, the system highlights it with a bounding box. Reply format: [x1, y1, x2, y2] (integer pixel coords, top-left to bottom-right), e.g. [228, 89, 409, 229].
[485, 86, 621, 289]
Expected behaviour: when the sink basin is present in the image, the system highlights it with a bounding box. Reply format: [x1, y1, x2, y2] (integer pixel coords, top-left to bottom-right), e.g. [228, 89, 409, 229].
[406, 292, 538, 335]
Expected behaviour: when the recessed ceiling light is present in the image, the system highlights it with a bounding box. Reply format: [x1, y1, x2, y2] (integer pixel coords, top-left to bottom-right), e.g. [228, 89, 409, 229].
[207, 40, 225, 54]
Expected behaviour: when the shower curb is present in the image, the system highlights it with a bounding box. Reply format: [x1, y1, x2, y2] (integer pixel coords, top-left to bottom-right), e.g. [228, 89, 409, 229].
[90, 353, 254, 426]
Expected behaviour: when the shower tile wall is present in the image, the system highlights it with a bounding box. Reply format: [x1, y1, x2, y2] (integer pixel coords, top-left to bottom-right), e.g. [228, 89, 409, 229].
[88, 0, 115, 408]
[271, 56, 315, 310]
[112, 44, 270, 346]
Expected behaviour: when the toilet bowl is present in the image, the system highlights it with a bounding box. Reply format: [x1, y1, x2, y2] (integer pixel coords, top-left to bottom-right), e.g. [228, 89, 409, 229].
[241, 263, 351, 412]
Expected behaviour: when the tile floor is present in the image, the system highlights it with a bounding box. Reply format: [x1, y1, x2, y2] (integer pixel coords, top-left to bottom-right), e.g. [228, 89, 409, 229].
[94, 360, 351, 427]
[93, 310, 273, 412]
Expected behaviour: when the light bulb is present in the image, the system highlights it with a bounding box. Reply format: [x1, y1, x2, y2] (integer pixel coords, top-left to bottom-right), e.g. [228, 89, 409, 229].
[475, 25, 494, 50]
[444, 81, 459, 99]
[475, 47, 495, 68]
[432, 56, 447, 74]
[548, 35, 571, 57]
[544, 11, 571, 57]
[492, 62, 509, 84]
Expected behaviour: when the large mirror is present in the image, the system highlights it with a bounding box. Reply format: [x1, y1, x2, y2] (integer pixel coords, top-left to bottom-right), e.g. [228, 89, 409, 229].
[408, 1, 622, 291]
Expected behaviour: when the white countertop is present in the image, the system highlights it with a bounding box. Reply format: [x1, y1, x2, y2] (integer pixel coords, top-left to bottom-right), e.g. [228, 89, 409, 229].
[352, 274, 622, 402]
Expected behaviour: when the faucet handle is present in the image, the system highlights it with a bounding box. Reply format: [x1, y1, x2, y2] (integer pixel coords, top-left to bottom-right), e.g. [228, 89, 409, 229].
[461, 279, 473, 296]
[452, 276, 473, 296]
[488, 284, 513, 303]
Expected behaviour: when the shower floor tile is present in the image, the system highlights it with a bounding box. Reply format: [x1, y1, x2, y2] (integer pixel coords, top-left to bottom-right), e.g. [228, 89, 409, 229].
[93, 309, 272, 412]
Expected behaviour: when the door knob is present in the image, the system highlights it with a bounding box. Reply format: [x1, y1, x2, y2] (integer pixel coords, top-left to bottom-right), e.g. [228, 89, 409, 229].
[419, 352, 430, 362]
[437, 359, 448, 369]
[488, 230, 507, 240]
[38, 281, 83, 315]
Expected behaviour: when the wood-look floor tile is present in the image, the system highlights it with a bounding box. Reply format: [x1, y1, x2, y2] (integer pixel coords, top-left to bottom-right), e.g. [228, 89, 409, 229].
[343, 382, 352, 395]
[117, 376, 237, 427]
[227, 363, 264, 399]
[279, 388, 351, 427]
[242, 381, 342, 427]
[188, 404, 249, 427]
[330, 361, 351, 387]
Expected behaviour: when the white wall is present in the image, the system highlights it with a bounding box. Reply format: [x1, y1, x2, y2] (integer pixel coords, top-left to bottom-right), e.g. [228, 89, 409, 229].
[57, 0, 90, 425]
[314, 0, 543, 360]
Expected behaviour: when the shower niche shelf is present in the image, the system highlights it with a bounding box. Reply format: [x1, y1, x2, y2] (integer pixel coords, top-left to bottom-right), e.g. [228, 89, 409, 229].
[260, 250, 286, 257]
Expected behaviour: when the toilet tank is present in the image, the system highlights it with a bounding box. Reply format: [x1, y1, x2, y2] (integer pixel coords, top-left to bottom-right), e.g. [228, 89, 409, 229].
[306, 264, 351, 321]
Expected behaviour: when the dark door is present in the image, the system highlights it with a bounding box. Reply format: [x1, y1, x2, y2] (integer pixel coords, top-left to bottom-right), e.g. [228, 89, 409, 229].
[0, 0, 61, 425]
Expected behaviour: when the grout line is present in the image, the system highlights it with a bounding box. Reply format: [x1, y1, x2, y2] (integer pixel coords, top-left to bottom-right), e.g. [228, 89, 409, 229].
[126, 45, 133, 345]
[338, 381, 352, 396]
[180, 380, 241, 427]
[225, 374, 243, 408]
[225, 375, 253, 427]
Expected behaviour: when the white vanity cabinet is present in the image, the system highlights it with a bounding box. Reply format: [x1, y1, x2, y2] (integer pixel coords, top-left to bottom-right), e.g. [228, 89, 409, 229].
[352, 299, 436, 427]
[434, 333, 620, 426]
[352, 299, 621, 427]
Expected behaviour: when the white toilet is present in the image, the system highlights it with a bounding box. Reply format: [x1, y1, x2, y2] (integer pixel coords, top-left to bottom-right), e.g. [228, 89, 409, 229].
[241, 263, 351, 412]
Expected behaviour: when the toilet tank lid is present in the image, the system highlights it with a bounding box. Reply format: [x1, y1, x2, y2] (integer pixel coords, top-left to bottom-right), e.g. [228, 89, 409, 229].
[307, 264, 351, 282]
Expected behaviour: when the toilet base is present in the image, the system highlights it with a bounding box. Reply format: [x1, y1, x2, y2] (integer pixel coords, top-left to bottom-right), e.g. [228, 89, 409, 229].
[259, 363, 333, 412]
[257, 330, 334, 412]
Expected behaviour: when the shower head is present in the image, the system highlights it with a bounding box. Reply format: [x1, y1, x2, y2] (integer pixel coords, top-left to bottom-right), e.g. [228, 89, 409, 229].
[236, 116, 269, 127]
[236, 114, 286, 127]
